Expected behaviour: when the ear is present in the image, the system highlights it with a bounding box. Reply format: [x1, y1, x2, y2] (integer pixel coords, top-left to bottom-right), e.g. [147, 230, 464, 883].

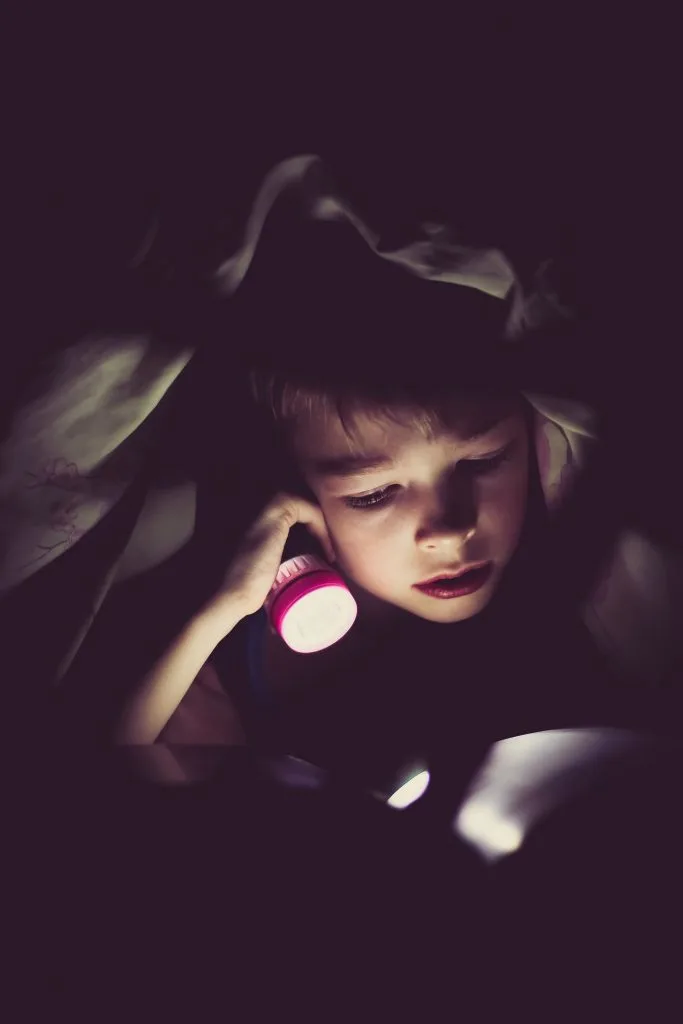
[306, 515, 337, 565]
[322, 532, 337, 565]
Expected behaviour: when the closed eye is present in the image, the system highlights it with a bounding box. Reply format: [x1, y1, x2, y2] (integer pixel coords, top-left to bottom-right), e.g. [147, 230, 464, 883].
[343, 442, 516, 510]
[344, 486, 398, 510]
[460, 442, 515, 476]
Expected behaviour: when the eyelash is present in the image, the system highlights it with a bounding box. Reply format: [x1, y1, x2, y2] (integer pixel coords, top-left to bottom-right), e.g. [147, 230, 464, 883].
[343, 444, 515, 510]
[345, 486, 398, 510]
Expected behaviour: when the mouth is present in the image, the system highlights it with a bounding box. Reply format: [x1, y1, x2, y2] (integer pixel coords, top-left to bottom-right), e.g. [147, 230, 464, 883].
[413, 562, 493, 600]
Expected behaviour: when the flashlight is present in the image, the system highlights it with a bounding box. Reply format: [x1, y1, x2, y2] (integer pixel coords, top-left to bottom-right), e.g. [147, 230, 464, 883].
[264, 553, 358, 653]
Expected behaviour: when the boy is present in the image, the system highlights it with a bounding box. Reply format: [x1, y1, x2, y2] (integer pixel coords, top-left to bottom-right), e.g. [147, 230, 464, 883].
[116, 222, 600, 785]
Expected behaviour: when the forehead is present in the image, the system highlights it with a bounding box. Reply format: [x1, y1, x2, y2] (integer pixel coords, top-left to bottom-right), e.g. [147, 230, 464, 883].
[290, 394, 521, 469]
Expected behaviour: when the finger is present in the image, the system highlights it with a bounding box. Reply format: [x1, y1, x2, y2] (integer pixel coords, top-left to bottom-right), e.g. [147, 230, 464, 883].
[266, 494, 335, 563]
[242, 493, 297, 542]
[256, 493, 315, 530]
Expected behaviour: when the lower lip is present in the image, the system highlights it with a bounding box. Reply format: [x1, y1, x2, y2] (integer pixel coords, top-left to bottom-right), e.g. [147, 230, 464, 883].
[413, 563, 493, 600]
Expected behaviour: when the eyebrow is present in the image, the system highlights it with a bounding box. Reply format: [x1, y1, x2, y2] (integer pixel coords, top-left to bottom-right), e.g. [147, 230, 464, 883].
[309, 416, 512, 479]
[309, 454, 395, 478]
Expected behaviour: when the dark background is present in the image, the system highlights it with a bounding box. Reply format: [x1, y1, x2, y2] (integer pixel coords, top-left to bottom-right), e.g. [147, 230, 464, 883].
[5, 12, 683, 1011]
[5, 9, 681, 727]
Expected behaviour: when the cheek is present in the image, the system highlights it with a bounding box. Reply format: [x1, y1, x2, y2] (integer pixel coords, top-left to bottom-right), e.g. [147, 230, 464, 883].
[325, 510, 399, 574]
[485, 464, 529, 550]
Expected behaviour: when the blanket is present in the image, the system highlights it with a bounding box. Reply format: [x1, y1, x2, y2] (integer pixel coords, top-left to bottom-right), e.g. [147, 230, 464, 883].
[2, 155, 680, 705]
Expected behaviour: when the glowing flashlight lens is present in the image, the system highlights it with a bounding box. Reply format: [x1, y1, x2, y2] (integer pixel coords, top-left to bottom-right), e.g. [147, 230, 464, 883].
[387, 770, 431, 809]
[280, 585, 357, 653]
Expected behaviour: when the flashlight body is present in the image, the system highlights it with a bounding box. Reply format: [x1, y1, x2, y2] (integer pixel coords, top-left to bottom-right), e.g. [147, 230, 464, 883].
[264, 554, 358, 654]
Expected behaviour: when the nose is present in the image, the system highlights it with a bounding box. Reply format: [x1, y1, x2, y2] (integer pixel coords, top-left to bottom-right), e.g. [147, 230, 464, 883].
[416, 521, 477, 552]
[415, 478, 478, 551]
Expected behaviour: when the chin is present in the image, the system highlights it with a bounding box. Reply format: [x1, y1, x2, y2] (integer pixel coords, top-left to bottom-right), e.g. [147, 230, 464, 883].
[414, 601, 489, 623]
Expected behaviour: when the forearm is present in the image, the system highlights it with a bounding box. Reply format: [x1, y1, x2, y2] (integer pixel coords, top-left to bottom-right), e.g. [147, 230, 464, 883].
[115, 600, 245, 745]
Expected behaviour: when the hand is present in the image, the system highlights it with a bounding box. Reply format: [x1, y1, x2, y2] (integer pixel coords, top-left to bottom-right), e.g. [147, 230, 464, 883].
[205, 492, 336, 623]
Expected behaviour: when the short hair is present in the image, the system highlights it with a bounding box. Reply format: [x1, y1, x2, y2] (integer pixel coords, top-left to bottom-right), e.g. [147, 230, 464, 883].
[247, 364, 521, 449]
[232, 219, 520, 445]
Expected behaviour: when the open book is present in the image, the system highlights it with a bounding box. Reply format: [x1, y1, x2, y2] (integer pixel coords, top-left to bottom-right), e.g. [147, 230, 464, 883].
[454, 727, 663, 862]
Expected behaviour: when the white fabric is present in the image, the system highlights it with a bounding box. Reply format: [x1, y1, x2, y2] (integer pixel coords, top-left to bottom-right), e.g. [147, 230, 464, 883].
[0, 336, 191, 592]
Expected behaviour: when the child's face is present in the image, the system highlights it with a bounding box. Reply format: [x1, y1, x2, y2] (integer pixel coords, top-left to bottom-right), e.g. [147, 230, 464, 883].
[289, 396, 530, 623]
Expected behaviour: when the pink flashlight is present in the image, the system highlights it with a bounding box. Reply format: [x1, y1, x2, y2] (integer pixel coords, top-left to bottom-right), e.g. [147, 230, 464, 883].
[264, 554, 358, 653]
